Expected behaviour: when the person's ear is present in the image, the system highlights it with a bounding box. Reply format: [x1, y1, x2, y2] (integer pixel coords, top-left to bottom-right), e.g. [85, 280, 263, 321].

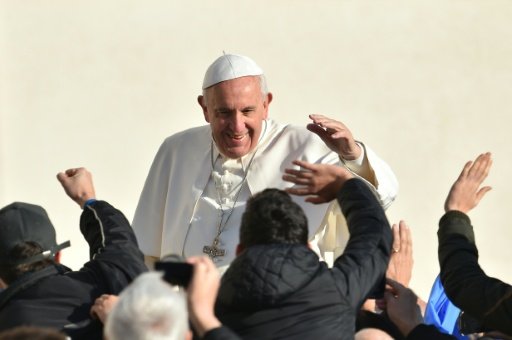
[263, 92, 273, 119]
[54, 251, 61, 264]
[235, 244, 244, 256]
[197, 95, 210, 123]
[0, 278, 7, 289]
[185, 329, 193, 340]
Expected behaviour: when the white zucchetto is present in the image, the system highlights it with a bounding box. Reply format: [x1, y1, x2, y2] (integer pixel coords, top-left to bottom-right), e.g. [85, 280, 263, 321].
[202, 53, 264, 90]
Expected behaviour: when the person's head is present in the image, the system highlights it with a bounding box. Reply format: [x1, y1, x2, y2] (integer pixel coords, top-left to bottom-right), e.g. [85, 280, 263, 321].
[0, 326, 67, 340]
[104, 272, 191, 340]
[355, 328, 394, 340]
[238, 188, 308, 253]
[198, 54, 273, 159]
[0, 202, 70, 286]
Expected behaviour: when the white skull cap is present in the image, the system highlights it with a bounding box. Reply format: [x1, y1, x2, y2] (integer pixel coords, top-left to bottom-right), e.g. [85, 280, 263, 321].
[202, 53, 264, 90]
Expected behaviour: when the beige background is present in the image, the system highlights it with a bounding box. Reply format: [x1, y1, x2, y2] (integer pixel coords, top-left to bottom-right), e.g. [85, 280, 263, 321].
[1, 1, 511, 299]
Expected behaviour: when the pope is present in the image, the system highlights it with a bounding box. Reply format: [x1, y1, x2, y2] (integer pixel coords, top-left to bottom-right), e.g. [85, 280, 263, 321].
[132, 53, 399, 270]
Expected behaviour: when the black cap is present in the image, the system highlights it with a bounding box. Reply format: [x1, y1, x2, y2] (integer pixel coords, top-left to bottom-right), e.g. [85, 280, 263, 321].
[0, 202, 70, 266]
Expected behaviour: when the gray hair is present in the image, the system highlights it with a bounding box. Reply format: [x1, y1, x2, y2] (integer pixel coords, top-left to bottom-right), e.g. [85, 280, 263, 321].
[201, 74, 269, 105]
[104, 272, 188, 340]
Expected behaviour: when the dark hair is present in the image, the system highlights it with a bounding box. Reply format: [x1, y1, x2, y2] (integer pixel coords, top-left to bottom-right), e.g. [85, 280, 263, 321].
[0, 326, 67, 340]
[240, 188, 308, 247]
[0, 242, 54, 284]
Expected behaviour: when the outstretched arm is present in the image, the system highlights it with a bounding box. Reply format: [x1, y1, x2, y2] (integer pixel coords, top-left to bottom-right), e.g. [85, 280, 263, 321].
[439, 153, 512, 335]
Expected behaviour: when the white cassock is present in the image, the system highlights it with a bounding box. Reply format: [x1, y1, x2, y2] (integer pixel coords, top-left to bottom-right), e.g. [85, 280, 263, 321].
[132, 119, 398, 270]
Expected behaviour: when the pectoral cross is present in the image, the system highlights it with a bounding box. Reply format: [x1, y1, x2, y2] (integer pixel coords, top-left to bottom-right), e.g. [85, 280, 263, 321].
[203, 237, 226, 260]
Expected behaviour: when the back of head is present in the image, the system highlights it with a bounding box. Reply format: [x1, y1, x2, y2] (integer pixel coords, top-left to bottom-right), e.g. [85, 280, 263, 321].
[105, 272, 188, 340]
[0, 202, 69, 283]
[0, 242, 55, 284]
[355, 328, 394, 340]
[0, 326, 67, 340]
[240, 188, 308, 247]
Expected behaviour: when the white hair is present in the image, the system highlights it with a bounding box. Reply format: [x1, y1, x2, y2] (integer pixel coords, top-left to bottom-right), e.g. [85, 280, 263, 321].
[104, 272, 188, 340]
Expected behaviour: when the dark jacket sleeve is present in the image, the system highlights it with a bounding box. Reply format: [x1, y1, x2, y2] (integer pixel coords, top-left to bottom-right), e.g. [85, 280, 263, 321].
[73, 200, 148, 294]
[406, 324, 457, 340]
[438, 210, 512, 335]
[331, 178, 393, 308]
[203, 326, 242, 340]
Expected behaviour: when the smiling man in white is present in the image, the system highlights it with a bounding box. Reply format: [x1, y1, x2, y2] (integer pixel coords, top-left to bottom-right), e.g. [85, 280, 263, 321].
[132, 53, 399, 270]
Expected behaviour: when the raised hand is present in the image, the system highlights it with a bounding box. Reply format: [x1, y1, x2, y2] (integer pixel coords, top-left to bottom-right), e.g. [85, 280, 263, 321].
[444, 152, 493, 213]
[307, 114, 361, 160]
[186, 256, 222, 337]
[90, 294, 119, 324]
[386, 221, 413, 288]
[283, 160, 354, 204]
[383, 278, 423, 337]
[56, 167, 96, 208]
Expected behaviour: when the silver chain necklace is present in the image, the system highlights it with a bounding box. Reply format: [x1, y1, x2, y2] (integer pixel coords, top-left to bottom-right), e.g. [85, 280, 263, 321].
[202, 143, 258, 260]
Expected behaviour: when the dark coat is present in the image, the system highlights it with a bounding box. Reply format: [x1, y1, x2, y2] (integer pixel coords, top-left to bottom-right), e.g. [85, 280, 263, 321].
[215, 179, 392, 340]
[0, 201, 147, 339]
[438, 210, 512, 336]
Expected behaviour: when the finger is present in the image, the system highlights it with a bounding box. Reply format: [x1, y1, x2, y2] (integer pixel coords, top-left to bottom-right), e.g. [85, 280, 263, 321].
[291, 159, 318, 172]
[305, 196, 327, 204]
[308, 114, 329, 125]
[475, 186, 492, 202]
[391, 223, 400, 252]
[458, 160, 473, 180]
[399, 221, 411, 254]
[90, 306, 99, 319]
[282, 174, 311, 186]
[307, 123, 330, 141]
[330, 130, 350, 140]
[285, 187, 311, 196]
[383, 290, 397, 304]
[284, 168, 314, 179]
[56, 172, 67, 183]
[470, 153, 489, 177]
[65, 168, 78, 176]
[386, 278, 405, 292]
[375, 298, 387, 310]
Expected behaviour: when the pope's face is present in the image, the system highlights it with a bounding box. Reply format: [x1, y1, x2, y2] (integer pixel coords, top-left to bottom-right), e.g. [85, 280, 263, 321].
[199, 76, 272, 159]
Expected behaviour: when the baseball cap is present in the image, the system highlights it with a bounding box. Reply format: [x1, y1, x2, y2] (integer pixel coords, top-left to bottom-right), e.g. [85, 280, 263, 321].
[0, 202, 70, 266]
[202, 53, 264, 90]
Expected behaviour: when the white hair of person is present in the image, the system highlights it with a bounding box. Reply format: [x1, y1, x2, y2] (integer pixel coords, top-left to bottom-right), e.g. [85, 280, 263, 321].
[354, 328, 394, 340]
[104, 272, 188, 340]
[201, 74, 269, 105]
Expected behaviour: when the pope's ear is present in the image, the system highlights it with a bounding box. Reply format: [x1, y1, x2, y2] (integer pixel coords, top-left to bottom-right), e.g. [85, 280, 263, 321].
[263, 92, 273, 119]
[266, 92, 273, 105]
[197, 95, 210, 123]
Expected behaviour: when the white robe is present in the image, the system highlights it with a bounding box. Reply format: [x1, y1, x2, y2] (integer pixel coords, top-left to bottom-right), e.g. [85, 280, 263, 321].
[132, 119, 398, 266]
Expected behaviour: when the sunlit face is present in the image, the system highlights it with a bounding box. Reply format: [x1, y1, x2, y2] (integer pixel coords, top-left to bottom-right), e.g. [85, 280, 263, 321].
[199, 76, 272, 159]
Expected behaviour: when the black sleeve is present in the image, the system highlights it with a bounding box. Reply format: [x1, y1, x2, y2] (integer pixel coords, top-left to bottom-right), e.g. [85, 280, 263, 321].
[438, 210, 512, 335]
[75, 200, 148, 294]
[331, 178, 393, 308]
[406, 324, 457, 340]
[202, 326, 242, 340]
